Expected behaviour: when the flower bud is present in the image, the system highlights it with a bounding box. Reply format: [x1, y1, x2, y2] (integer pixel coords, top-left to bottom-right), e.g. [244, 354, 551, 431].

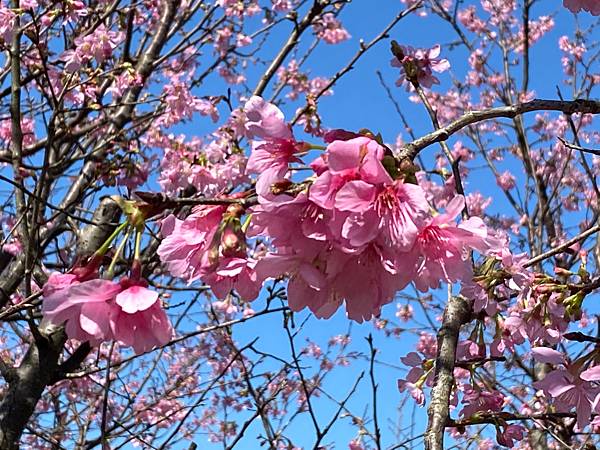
[226, 203, 244, 218]
[220, 220, 247, 258]
[553, 266, 573, 277]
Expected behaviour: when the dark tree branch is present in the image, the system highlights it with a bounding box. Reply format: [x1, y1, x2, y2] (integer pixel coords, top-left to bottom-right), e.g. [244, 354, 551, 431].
[399, 98, 600, 161]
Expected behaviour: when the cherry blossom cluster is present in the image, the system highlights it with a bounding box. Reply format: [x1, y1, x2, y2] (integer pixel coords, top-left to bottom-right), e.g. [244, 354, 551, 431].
[157, 96, 505, 322]
[390, 43, 451, 88]
[42, 243, 173, 354]
[160, 76, 220, 127]
[312, 13, 351, 45]
[63, 24, 123, 72]
[154, 125, 248, 197]
[396, 241, 600, 445]
[531, 347, 600, 430]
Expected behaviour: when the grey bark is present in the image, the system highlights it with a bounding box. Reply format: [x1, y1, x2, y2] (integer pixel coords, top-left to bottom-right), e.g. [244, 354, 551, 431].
[424, 295, 471, 450]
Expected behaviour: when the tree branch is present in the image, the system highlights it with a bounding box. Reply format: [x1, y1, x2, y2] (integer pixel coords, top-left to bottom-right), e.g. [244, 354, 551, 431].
[399, 98, 600, 160]
[253, 0, 325, 96]
[424, 295, 471, 450]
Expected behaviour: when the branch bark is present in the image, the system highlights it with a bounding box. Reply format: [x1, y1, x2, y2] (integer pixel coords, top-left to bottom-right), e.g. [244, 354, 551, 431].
[424, 295, 471, 450]
[399, 98, 600, 160]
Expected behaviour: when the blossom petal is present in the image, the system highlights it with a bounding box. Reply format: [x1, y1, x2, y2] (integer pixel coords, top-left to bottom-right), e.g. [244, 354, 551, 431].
[531, 347, 565, 365]
[335, 180, 376, 212]
[581, 365, 600, 382]
[116, 285, 159, 314]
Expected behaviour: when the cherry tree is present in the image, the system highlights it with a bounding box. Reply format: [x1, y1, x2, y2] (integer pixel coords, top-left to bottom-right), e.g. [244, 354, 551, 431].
[0, 0, 600, 449]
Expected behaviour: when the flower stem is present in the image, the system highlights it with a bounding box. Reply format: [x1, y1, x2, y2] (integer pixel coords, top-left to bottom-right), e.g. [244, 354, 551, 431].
[134, 228, 142, 261]
[106, 225, 131, 278]
[96, 221, 129, 257]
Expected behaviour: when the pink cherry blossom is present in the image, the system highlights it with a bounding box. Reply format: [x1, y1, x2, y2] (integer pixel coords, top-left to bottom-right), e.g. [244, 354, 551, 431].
[43, 274, 173, 354]
[42, 272, 79, 297]
[332, 243, 410, 322]
[458, 5, 487, 33]
[496, 171, 516, 190]
[460, 386, 505, 419]
[162, 76, 219, 126]
[531, 347, 566, 365]
[309, 136, 393, 210]
[63, 24, 122, 72]
[115, 283, 159, 314]
[348, 440, 365, 450]
[134, 397, 186, 429]
[200, 257, 260, 301]
[2, 239, 22, 256]
[0, 7, 15, 43]
[339, 180, 430, 251]
[243, 97, 305, 197]
[396, 304, 414, 321]
[503, 289, 568, 347]
[158, 203, 263, 301]
[110, 280, 173, 354]
[42, 278, 122, 344]
[156, 131, 248, 197]
[252, 179, 419, 322]
[397, 352, 432, 406]
[410, 195, 504, 291]
[464, 280, 499, 316]
[254, 243, 340, 319]
[312, 13, 351, 45]
[391, 44, 450, 88]
[496, 424, 525, 447]
[157, 205, 227, 282]
[247, 191, 330, 247]
[243, 96, 292, 141]
[248, 139, 303, 199]
[271, 0, 292, 12]
[456, 339, 486, 361]
[534, 364, 600, 430]
[397, 379, 425, 405]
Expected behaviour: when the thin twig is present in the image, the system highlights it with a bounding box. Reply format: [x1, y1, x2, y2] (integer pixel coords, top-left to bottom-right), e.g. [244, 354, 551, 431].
[367, 335, 382, 450]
